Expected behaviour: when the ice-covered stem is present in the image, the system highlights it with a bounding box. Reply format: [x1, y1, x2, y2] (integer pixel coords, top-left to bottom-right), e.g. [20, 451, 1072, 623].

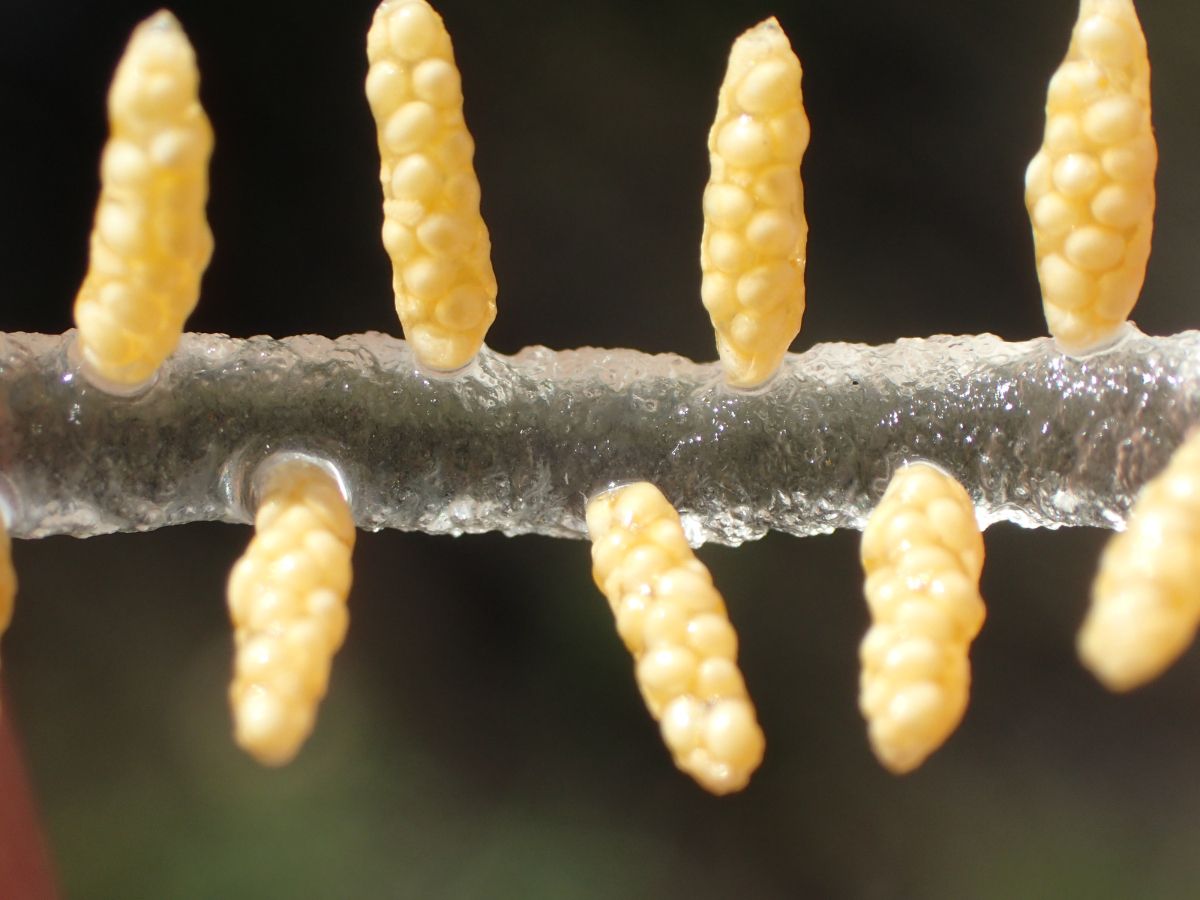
[0, 326, 1197, 545]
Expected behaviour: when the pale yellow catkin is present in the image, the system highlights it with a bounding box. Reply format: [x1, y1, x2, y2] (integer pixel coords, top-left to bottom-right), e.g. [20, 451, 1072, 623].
[586, 482, 765, 795]
[700, 17, 809, 389]
[859, 464, 986, 774]
[1025, 0, 1155, 355]
[1079, 431, 1200, 691]
[365, 0, 497, 372]
[0, 519, 16, 697]
[226, 462, 355, 766]
[73, 11, 213, 391]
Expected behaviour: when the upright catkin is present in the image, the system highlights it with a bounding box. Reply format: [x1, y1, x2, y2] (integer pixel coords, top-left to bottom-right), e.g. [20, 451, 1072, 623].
[365, 0, 497, 372]
[700, 17, 809, 389]
[1026, 0, 1155, 354]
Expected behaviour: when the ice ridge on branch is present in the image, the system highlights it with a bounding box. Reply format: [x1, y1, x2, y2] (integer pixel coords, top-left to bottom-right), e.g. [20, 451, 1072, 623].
[0, 327, 1196, 545]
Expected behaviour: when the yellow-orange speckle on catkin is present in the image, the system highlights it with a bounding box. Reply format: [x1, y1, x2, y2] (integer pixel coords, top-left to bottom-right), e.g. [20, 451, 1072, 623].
[700, 17, 809, 389]
[586, 482, 764, 795]
[1025, 0, 1155, 355]
[859, 463, 986, 774]
[1079, 431, 1200, 691]
[73, 11, 213, 392]
[365, 0, 497, 372]
[0, 518, 16, 698]
[227, 461, 355, 766]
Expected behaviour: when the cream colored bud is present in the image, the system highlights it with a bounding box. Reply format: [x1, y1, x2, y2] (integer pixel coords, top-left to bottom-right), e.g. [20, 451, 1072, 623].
[366, 0, 497, 372]
[586, 482, 764, 794]
[701, 18, 808, 388]
[1026, 0, 1154, 353]
[73, 11, 213, 391]
[227, 461, 355, 766]
[1080, 430, 1200, 691]
[859, 464, 986, 774]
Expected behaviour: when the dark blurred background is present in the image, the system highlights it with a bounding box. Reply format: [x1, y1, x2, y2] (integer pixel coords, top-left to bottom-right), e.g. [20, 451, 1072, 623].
[2, 0, 1200, 897]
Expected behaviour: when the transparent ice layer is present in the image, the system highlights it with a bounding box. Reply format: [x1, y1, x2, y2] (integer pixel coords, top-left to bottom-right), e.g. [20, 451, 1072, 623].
[1, 327, 1197, 546]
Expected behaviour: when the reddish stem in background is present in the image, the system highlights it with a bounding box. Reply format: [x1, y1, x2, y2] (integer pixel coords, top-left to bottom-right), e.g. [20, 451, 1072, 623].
[0, 685, 58, 900]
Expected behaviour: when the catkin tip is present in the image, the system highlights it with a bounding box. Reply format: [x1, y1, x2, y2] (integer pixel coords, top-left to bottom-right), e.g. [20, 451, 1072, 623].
[143, 9, 182, 31]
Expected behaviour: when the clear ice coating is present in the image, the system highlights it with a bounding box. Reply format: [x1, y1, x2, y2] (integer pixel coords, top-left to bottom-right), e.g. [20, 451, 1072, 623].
[0, 327, 1197, 546]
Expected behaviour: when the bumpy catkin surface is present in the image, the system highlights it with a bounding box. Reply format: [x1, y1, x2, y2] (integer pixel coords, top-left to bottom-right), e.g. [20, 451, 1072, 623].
[859, 464, 986, 774]
[366, 0, 497, 372]
[1025, 0, 1155, 355]
[700, 17, 809, 389]
[1079, 430, 1200, 691]
[586, 482, 764, 795]
[0, 518, 16, 687]
[227, 462, 355, 766]
[73, 11, 213, 391]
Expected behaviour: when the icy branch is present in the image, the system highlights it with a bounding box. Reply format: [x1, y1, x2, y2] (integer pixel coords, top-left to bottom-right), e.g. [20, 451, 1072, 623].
[0, 327, 1197, 546]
